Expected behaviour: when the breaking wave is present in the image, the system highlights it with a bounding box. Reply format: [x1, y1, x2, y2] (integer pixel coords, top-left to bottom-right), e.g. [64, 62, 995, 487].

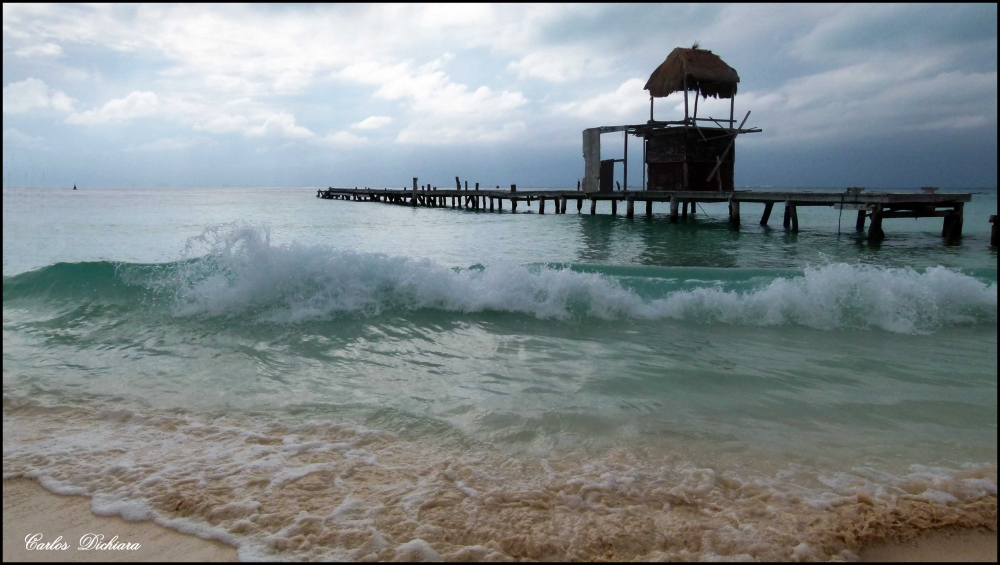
[3, 224, 996, 334]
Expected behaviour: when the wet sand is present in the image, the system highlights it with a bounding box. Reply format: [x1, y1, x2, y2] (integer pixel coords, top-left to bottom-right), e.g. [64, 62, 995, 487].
[859, 527, 996, 562]
[2, 479, 237, 562]
[4, 477, 996, 562]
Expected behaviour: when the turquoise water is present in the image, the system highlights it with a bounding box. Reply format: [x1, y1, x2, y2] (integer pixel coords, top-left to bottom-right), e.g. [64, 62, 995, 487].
[3, 186, 997, 561]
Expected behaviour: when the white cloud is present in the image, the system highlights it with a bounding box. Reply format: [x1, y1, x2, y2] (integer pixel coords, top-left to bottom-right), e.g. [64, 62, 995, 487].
[339, 57, 528, 144]
[245, 112, 314, 139]
[3, 127, 45, 149]
[14, 42, 63, 57]
[351, 115, 393, 130]
[319, 131, 369, 147]
[193, 113, 249, 134]
[66, 91, 158, 125]
[507, 46, 613, 83]
[126, 136, 216, 152]
[3, 78, 75, 113]
[737, 57, 998, 145]
[554, 78, 649, 121]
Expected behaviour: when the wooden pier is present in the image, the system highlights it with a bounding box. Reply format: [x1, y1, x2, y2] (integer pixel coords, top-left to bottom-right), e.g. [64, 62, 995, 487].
[317, 181, 972, 242]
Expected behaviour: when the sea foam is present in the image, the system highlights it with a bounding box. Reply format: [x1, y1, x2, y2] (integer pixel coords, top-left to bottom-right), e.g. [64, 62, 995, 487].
[163, 224, 996, 333]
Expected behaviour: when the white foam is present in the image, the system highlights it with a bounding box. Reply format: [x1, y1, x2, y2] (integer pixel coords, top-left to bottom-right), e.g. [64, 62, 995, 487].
[162, 224, 996, 334]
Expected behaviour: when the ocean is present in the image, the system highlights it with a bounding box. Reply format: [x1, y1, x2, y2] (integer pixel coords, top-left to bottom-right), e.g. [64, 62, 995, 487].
[3, 186, 997, 561]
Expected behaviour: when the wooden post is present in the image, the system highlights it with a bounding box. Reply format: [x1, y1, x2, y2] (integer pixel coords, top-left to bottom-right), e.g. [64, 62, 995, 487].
[456, 177, 461, 190]
[682, 200, 688, 220]
[539, 196, 546, 214]
[577, 180, 581, 191]
[626, 197, 634, 219]
[490, 197, 495, 212]
[729, 199, 740, 227]
[611, 199, 617, 215]
[783, 201, 792, 228]
[646, 200, 653, 217]
[577, 198, 583, 213]
[855, 210, 866, 232]
[730, 93, 735, 128]
[560, 196, 567, 214]
[412, 178, 418, 206]
[790, 204, 798, 232]
[623, 131, 628, 191]
[943, 203, 964, 244]
[868, 206, 884, 241]
[683, 74, 689, 123]
[511, 185, 517, 212]
[669, 195, 679, 223]
[591, 199, 597, 215]
[760, 202, 773, 226]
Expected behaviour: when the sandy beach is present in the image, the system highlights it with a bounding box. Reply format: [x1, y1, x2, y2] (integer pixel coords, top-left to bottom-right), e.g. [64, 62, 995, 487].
[2, 477, 994, 562]
[2, 479, 236, 562]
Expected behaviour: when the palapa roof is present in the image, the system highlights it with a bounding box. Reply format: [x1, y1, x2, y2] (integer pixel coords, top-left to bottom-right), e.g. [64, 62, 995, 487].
[644, 47, 739, 99]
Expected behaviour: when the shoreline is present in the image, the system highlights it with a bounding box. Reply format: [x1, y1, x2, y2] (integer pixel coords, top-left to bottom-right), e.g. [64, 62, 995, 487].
[2, 479, 237, 562]
[3, 477, 996, 562]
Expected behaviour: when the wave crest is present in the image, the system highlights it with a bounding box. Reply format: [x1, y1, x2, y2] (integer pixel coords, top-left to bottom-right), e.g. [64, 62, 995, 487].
[5, 224, 997, 333]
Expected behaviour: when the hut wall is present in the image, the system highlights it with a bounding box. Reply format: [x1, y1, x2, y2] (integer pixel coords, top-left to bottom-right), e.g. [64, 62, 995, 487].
[645, 127, 734, 192]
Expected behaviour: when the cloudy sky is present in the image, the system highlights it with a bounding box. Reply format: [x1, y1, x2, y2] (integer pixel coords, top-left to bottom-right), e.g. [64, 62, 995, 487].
[3, 3, 997, 189]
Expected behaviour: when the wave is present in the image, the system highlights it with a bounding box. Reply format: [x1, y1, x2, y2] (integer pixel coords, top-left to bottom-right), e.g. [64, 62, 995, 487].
[4, 224, 997, 333]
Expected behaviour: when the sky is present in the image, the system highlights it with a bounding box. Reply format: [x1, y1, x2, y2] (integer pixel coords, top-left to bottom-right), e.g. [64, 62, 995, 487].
[2, 3, 997, 189]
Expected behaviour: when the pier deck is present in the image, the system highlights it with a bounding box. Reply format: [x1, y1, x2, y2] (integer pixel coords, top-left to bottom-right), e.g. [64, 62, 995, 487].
[317, 185, 971, 243]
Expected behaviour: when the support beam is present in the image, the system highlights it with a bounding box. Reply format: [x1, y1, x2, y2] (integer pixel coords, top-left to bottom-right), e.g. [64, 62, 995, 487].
[590, 198, 597, 215]
[783, 201, 792, 228]
[760, 202, 774, 226]
[943, 203, 964, 245]
[412, 178, 417, 206]
[790, 204, 798, 232]
[611, 199, 617, 215]
[560, 196, 568, 214]
[645, 200, 653, 217]
[626, 197, 635, 219]
[577, 198, 583, 213]
[539, 197, 546, 214]
[669, 196, 679, 223]
[855, 210, 866, 232]
[729, 199, 740, 227]
[868, 206, 884, 241]
[682, 200, 689, 220]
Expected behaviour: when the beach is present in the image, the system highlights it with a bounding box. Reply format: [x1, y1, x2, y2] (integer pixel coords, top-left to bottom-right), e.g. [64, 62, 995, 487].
[3, 479, 236, 562]
[3, 186, 997, 560]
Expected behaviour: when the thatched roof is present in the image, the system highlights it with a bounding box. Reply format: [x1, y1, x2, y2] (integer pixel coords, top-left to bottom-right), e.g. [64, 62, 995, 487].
[644, 47, 739, 99]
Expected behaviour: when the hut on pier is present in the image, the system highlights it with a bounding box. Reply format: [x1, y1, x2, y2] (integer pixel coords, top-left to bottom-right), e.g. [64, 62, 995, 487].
[581, 45, 759, 193]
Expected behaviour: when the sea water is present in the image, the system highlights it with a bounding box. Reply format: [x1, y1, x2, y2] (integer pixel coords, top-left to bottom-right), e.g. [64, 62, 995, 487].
[3, 186, 997, 560]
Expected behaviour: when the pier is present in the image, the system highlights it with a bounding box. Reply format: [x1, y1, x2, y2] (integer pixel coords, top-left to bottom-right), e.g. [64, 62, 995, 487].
[317, 183, 972, 243]
[316, 46, 976, 245]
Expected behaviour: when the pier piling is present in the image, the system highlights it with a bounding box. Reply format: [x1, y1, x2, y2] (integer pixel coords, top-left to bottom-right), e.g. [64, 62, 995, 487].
[760, 202, 773, 226]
